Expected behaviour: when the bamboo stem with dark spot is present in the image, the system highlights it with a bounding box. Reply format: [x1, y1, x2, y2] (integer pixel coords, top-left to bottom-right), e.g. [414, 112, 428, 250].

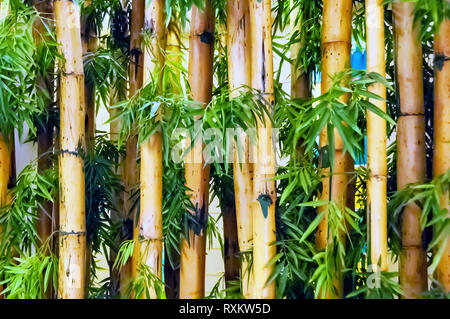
[179, 1, 215, 299]
[131, 0, 166, 299]
[54, 0, 87, 299]
[249, 0, 276, 299]
[227, 0, 254, 298]
[433, 18, 450, 293]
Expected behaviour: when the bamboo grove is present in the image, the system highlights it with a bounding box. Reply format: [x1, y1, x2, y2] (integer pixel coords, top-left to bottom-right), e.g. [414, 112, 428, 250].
[0, 0, 448, 299]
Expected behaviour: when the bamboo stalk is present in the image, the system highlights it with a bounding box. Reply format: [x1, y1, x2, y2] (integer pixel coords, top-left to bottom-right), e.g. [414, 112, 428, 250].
[54, 0, 87, 298]
[315, 0, 352, 299]
[81, 0, 98, 295]
[249, 0, 276, 299]
[109, 29, 128, 293]
[214, 24, 240, 291]
[131, 0, 166, 299]
[365, 0, 388, 271]
[121, 0, 144, 296]
[0, 134, 10, 233]
[81, 0, 98, 149]
[226, 0, 254, 298]
[433, 17, 450, 293]
[33, 0, 55, 299]
[179, 1, 215, 299]
[0, 133, 11, 299]
[393, 1, 427, 298]
[164, 18, 182, 299]
[109, 88, 123, 296]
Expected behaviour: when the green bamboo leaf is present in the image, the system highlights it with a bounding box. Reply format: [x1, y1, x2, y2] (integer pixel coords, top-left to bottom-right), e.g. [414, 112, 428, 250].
[299, 211, 325, 243]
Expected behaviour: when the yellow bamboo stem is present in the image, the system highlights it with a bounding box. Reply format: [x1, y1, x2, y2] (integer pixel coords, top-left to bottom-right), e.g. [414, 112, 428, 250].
[433, 18, 450, 293]
[179, 1, 215, 299]
[365, 0, 388, 271]
[54, 0, 87, 299]
[131, 0, 166, 299]
[249, 0, 276, 299]
[393, 1, 427, 298]
[226, 0, 254, 298]
[81, 0, 98, 295]
[166, 18, 182, 93]
[315, 0, 352, 299]
[317, 0, 352, 249]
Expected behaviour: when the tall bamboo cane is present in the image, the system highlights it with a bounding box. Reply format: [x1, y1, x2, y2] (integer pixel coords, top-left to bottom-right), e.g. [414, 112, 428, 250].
[81, 1, 97, 150]
[433, 17, 450, 293]
[54, 0, 87, 298]
[33, 0, 55, 299]
[131, 0, 166, 299]
[109, 87, 124, 296]
[365, 0, 388, 272]
[109, 4, 128, 295]
[34, 0, 54, 249]
[249, 0, 276, 299]
[121, 0, 144, 295]
[393, 1, 427, 298]
[213, 23, 240, 291]
[226, 0, 254, 298]
[316, 0, 353, 299]
[164, 17, 182, 299]
[179, 1, 215, 299]
[81, 0, 98, 295]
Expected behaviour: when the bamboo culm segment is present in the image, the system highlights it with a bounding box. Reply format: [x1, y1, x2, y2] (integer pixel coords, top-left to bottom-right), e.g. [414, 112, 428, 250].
[54, 0, 87, 299]
[393, 1, 427, 298]
[227, 0, 254, 299]
[0, 134, 11, 208]
[121, 0, 144, 295]
[163, 17, 182, 299]
[109, 89, 124, 296]
[249, 0, 276, 299]
[179, 1, 214, 299]
[316, 0, 352, 299]
[34, 0, 55, 299]
[34, 0, 55, 249]
[317, 0, 352, 250]
[81, 0, 98, 295]
[433, 18, 450, 293]
[0, 132, 12, 299]
[132, 0, 166, 299]
[365, 0, 388, 271]
[81, 0, 98, 149]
